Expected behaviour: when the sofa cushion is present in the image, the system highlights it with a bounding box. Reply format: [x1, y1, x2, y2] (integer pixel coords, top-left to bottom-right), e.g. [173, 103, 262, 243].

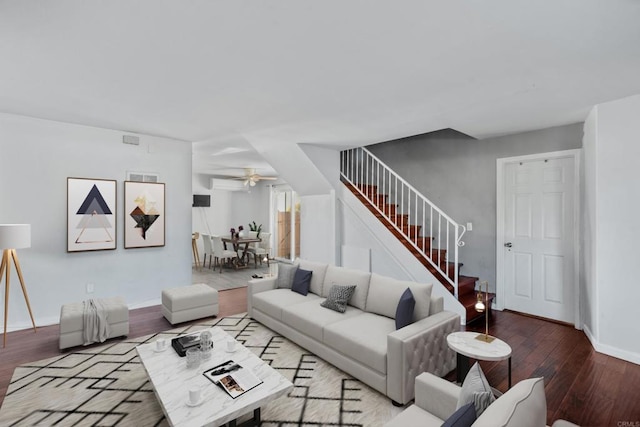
[297, 259, 329, 295]
[282, 299, 363, 342]
[276, 263, 298, 289]
[367, 274, 433, 321]
[442, 403, 477, 427]
[395, 288, 415, 329]
[472, 378, 546, 427]
[457, 362, 495, 415]
[291, 268, 312, 296]
[321, 284, 357, 313]
[322, 265, 371, 310]
[252, 288, 320, 320]
[323, 312, 395, 373]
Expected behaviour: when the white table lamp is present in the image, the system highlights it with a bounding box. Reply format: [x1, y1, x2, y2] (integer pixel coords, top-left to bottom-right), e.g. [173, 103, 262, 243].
[0, 224, 37, 347]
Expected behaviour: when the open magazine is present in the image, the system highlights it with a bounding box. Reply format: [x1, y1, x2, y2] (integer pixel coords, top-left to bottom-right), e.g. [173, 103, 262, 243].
[203, 360, 263, 399]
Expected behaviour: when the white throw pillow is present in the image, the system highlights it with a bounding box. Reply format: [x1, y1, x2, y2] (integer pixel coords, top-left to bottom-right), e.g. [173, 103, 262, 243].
[472, 377, 546, 427]
[457, 362, 495, 416]
[275, 263, 298, 289]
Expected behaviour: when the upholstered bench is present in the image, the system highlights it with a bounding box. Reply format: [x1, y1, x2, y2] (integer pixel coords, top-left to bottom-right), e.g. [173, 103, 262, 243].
[59, 296, 129, 350]
[161, 284, 219, 325]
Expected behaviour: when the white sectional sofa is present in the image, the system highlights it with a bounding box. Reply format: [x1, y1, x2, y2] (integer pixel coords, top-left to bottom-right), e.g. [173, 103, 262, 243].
[247, 259, 460, 405]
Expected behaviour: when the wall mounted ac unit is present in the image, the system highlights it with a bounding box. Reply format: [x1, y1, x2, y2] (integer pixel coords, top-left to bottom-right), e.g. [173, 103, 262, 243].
[210, 178, 246, 191]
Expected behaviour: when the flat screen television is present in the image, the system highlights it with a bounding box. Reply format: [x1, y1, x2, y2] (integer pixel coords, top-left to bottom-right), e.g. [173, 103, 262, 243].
[193, 194, 211, 207]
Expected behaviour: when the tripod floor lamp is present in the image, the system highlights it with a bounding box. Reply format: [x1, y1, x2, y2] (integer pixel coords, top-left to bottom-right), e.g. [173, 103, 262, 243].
[0, 224, 37, 347]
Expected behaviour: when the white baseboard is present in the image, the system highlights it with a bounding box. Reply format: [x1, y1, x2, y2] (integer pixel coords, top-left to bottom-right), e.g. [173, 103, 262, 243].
[129, 298, 161, 310]
[2, 298, 163, 333]
[583, 324, 640, 365]
[3, 315, 60, 332]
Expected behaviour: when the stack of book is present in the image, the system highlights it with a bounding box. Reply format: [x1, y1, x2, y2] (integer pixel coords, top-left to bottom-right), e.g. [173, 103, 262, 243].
[171, 333, 201, 357]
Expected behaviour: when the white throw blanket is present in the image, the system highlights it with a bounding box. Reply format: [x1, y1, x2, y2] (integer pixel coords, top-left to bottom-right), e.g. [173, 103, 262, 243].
[83, 299, 110, 345]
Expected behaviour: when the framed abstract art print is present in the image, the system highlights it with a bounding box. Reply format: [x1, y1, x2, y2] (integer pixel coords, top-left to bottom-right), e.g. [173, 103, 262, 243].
[124, 181, 165, 249]
[67, 177, 117, 252]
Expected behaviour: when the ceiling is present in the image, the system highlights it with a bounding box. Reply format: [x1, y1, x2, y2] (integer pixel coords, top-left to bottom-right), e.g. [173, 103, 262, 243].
[2, 1, 640, 177]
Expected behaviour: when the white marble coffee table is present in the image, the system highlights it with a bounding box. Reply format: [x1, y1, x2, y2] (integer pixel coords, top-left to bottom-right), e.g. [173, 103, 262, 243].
[447, 331, 512, 388]
[137, 326, 293, 427]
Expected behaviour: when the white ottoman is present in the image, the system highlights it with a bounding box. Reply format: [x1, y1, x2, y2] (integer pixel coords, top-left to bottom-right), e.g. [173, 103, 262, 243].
[162, 284, 219, 325]
[59, 296, 129, 350]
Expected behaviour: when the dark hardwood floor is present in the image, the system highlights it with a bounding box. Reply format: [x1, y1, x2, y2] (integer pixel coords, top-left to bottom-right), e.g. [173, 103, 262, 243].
[461, 311, 640, 427]
[1, 287, 639, 426]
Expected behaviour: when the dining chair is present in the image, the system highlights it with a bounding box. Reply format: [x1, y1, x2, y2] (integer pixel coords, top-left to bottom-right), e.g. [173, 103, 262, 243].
[244, 231, 259, 265]
[247, 232, 271, 267]
[192, 232, 201, 269]
[211, 235, 238, 273]
[201, 234, 214, 269]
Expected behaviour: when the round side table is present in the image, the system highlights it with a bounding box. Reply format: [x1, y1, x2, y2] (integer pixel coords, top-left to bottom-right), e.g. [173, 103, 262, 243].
[447, 331, 512, 388]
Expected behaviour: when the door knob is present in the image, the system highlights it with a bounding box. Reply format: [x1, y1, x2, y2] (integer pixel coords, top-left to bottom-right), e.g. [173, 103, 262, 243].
[504, 242, 513, 248]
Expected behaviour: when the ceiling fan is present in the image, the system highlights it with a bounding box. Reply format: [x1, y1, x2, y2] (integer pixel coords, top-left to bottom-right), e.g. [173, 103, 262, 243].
[230, 168, 277, 187]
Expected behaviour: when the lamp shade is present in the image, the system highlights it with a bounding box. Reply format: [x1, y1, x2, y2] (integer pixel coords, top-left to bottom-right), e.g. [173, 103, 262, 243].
[0, 224, 31, 249]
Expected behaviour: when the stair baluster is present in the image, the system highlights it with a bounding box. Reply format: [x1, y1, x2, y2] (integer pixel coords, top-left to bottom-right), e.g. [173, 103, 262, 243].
[340, 147, 466, 298]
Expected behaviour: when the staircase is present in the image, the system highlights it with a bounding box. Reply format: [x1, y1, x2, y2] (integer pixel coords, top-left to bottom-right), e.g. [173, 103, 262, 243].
[340, 147, 493, 323]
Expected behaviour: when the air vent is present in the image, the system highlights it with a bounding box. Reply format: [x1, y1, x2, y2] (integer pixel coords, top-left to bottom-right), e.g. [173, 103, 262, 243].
[122, 135, 140, 145]
[127, 171, 159, 182]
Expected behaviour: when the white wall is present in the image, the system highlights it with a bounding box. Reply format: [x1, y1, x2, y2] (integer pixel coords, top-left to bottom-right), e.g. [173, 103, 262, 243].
[298, 144, 341, 264]
[0, 113, 192, 330]
[583, 94, 640, 364]
[250, 138, 332, 197]
[229, 184, 270, 237]
[192, 173, 231, 257]
[581, 108, 598, 338]
[300, 193, 336, 264]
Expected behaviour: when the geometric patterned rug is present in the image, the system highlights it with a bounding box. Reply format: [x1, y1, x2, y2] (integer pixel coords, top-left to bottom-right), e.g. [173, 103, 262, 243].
[0, 314, 399, 426]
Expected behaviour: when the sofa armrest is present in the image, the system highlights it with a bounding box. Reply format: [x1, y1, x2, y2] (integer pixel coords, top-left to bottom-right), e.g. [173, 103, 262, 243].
[387, 310, 460, 404]
[247, 277, 277, 317]
[414, 372, 460, 421]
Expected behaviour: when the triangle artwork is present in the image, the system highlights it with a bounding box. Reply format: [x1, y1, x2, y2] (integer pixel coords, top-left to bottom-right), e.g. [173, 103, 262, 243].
[130, 192, 160, 239]
[74, 184, 114, 244]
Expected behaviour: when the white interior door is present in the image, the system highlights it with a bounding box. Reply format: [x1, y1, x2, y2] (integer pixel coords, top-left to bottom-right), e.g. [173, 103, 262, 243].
[502, 154, 576, 324]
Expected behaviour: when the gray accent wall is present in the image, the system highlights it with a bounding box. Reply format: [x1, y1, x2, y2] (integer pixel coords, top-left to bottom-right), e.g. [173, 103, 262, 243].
[367, 123, 583, 294]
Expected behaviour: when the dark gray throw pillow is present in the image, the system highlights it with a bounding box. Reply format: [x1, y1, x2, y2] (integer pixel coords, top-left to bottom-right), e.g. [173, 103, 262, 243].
[291, 268, 312, 296]
[441, 402, 477, 427]
[275, 263, 298, 289]
[320, 284, 356, 313]
[395, 287, 415, 329]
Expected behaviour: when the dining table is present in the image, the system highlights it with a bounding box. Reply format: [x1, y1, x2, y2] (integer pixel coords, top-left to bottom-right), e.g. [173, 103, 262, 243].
[222, 236, 261, 268]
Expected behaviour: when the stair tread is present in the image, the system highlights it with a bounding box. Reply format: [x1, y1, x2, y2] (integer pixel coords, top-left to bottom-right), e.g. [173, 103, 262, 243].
[344, 177, 478, 307]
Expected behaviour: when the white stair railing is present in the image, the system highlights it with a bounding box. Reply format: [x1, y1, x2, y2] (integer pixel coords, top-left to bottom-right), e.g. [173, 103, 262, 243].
[340, 147, 466, 297]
